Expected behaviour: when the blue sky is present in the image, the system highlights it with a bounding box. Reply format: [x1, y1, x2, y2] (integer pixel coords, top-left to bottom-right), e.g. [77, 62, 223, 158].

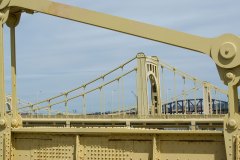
[3, 0, 240, 105]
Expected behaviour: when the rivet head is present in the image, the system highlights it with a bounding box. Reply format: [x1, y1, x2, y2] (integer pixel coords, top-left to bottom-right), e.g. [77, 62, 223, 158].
[227, 119, 237, 130]
[0, 118, 5, 127]
[11, 119, 18, 128]
[226, 72, 234, 80]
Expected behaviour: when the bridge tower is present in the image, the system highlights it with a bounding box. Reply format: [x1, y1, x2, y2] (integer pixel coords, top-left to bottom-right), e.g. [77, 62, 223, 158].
[136, 53, 161, 116]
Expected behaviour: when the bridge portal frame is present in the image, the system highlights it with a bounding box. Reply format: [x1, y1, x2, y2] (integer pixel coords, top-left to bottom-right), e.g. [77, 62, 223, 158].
[0, 0, 239, 159]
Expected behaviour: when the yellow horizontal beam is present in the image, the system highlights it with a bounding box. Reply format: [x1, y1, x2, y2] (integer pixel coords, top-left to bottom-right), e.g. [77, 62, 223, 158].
[12, 127, 223, 134]
[22, 118, 223, 123]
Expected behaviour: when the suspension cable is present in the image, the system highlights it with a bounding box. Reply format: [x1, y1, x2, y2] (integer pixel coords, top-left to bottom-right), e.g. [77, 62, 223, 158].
[161, 66, 165, 114]
[173, 69, 177, 114]
[121, 74, 125, 117]
[82, 94, 86, 116]
[20, 56, 136, 110]
[64, 93, 68, 116]
[118, 79, 120, 115]
[183, 76, 186, 114]
[193, 79, 197, 114]
[26, 68, 136, 112]
[214, 88, 217, 114]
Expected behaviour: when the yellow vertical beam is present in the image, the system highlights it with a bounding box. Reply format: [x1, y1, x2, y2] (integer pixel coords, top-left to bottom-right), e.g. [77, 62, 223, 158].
[0, 20, 6, 160]
[183, 77, 186, 114]
[224, 83, 239, 160]
[64, 93, 68, 116]
[215, 89, 218, 114]
[117, 80, 120, 115]
[121, 77, 125, 117]
[173, 71, 177, 114]
[136, 53, 148, 117]
[100, 88, 103, 115]
[228, 84, 238, 117]
[75, 135, 80, 159]
[10, 26, 17, 118]
[82, 94, 86, 116]
[161, 66, 165, 114]
[152, 135, 157, 159]
[154, 60, 162, 115]
[194, 80, 197, 114]
[47, 100, 51, 116]
[0, 22, 5, 118]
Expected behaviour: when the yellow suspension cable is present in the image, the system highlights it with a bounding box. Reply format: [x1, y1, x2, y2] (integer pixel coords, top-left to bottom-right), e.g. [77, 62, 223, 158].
[20, 56, 136, 109]
[121, 70, 125, 117]
[161, 66, 165, 114]
[118, 79, 120, 115]
[173, 69, 178, 114]
[214, 89, 217, 114]
[25, 68, 136, 112]
[194, 80, 197, 114]
[183, 77, 186, 114]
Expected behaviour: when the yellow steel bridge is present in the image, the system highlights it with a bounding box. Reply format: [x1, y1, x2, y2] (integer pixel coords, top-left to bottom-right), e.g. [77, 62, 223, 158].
[0, 0, 239, 159]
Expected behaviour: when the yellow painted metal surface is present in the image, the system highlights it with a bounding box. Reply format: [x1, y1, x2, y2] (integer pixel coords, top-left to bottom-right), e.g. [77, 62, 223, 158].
[11, 132, 226, 160]
[0, 0, 239, 159]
